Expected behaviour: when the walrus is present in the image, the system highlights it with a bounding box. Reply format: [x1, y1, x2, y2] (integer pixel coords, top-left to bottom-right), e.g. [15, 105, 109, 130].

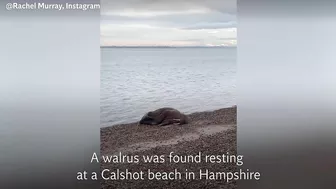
[139, 107, 189, 126]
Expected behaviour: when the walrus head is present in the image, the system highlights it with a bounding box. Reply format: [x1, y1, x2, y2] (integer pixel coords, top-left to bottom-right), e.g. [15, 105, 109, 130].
[139, 108, 189, 126]
[139, 112, 155, 125]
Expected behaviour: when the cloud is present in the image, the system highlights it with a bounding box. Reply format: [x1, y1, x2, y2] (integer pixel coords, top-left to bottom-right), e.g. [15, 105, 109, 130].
[100, 0, 237, 46]
[101, 11, 235, 28]
[182, 21, 237, 30]
[101, 0, 236, 15]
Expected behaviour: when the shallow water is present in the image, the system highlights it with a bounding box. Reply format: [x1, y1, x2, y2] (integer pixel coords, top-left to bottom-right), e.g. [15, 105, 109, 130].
[101, 47, 236, 127]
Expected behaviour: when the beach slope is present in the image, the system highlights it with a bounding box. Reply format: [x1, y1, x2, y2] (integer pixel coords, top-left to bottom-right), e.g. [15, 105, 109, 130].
[100, 107, 237, 189]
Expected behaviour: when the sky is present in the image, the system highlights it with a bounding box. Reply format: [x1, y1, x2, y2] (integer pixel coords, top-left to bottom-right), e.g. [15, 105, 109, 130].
[101, 0, 237, 47]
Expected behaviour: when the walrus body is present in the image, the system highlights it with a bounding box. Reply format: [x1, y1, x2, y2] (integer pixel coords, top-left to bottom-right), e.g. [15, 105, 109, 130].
[139, 107, 189, 126]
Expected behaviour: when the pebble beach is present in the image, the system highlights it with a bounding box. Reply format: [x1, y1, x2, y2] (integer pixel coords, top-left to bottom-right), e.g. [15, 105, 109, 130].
[100, 106, 237, 189]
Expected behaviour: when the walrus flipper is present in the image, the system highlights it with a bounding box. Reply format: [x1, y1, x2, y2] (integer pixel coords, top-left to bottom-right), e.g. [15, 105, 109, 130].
[158, 119, 181, 126]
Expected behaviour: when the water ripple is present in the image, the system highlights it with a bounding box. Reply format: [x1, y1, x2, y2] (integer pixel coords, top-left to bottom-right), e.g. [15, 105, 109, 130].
[100, 47, 236, 127]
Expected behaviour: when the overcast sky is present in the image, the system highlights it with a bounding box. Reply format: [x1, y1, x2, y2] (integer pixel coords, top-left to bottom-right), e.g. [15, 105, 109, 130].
[101, 0, 236, 47]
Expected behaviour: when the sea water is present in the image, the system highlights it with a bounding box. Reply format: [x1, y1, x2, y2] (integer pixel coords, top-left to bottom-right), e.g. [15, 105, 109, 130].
[101, 47, 236, 127]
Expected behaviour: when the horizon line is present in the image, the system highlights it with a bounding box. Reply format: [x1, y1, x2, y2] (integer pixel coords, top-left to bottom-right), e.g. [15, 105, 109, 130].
[100, 45, 237, 48]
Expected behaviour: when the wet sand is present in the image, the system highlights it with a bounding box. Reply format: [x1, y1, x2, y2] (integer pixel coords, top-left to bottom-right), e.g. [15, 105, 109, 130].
[100, 107, 237, 189]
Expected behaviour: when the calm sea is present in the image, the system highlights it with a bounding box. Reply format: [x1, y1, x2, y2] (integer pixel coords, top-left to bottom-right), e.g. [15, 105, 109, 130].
[101, 47, 236, 127]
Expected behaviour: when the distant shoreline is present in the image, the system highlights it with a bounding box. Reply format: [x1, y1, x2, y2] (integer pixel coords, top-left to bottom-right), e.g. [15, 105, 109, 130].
[101, 106, 237, 129]
[100, 46, 237, 48]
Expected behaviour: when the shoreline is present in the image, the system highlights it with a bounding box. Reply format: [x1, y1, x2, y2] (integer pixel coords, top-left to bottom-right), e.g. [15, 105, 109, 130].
[101, 107, 237, 189]
[100, 105, 237, 129]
